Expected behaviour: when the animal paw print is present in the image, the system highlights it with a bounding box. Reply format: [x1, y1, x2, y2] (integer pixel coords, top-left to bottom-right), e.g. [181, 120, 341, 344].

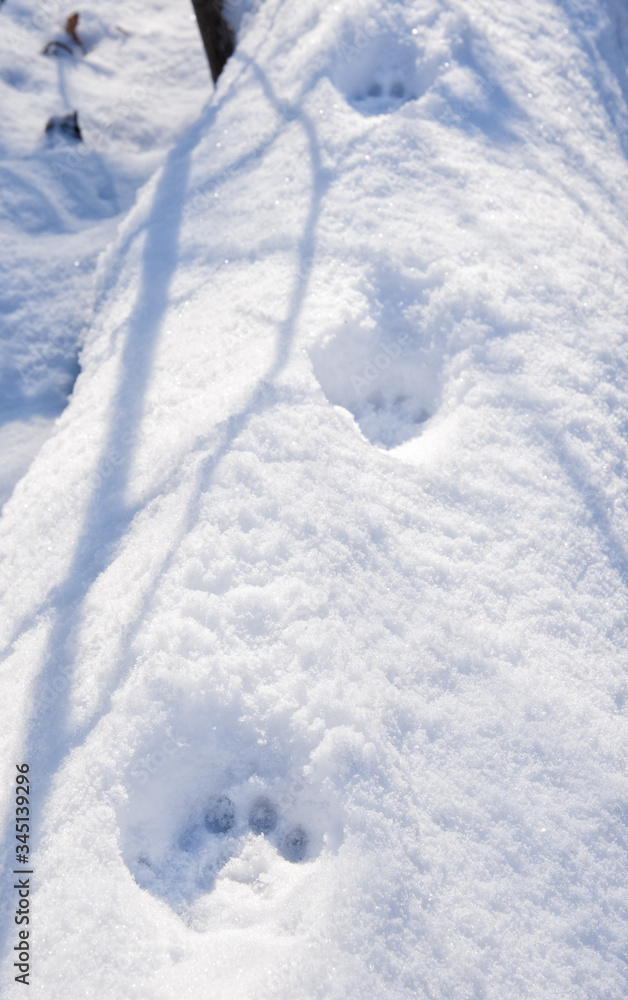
[204, 794, 310, 863]
[131, 789, 314, 910]
[247, 798, 308, 863]
[280, 825, 308, 863]
[352, 71, 414, 112]
[249, 797, 278, 835]
[205, 794, 236, 834]
[175, 792, 310, 875]
[362, 78, 406, 100]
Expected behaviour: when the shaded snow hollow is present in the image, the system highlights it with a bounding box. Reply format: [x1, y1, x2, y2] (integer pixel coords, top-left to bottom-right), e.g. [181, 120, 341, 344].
[2, 0, 628, 998]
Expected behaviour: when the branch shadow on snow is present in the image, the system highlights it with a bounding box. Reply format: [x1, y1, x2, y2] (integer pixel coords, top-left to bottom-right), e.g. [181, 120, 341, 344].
[118, 65, 328, 906]
[542, 420, 628, 597]
[440, 26, 526, 145]
[0, 56, 326, 934]
[561, 0, 628, 161]
[107, 61, 329, 906]
[105, 52, 327, 644]
[0, 108, 213, 955]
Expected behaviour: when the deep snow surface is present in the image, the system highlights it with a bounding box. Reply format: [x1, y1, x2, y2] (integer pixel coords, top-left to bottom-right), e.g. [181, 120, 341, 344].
[2, 1, 628, 997]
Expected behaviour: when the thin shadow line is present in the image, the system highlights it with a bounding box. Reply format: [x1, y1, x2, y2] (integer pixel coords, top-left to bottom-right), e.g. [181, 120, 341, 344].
[538, 419, 628, 594]
[0, 53, 329, 942]
[0, 111, 207, 960]
[112, 59, 330, 676]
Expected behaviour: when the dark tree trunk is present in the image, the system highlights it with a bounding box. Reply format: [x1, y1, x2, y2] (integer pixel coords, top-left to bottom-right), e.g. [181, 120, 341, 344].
[190, 0, 234, 84]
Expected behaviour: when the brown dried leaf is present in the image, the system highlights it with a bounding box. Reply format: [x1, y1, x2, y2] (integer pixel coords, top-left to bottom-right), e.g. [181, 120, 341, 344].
[64, 12, 82, 49]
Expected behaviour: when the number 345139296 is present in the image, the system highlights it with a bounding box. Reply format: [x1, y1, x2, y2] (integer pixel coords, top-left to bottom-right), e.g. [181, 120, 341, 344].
[15, 765, 30, 857]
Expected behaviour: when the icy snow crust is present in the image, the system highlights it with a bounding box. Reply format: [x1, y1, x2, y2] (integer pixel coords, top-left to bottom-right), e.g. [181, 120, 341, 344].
[2, 0, 628, 997]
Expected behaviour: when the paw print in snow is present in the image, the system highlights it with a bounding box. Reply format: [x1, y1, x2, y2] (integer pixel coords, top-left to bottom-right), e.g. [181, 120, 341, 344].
[249, 797, 278, 835]
[248, 797, 309, 862]
[280, 825, 308, 863]
[356, 74, 411, 107]
[197, 792, 311, 865]
[246, 795, 309, 862]
[331, 32, 436, 115]
[132, 790, 314, 909]
[205, 794, 236, 834]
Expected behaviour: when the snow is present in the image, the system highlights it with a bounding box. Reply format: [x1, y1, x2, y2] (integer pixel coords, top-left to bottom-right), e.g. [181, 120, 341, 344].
[2, 0, 628, 997]
[0, 0, 208, 507]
